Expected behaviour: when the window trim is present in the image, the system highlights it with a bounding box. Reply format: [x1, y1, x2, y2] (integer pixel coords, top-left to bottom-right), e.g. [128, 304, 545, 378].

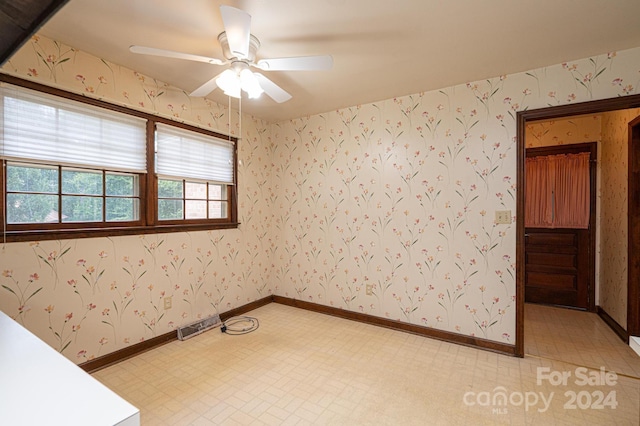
[0, 74, 239, 242]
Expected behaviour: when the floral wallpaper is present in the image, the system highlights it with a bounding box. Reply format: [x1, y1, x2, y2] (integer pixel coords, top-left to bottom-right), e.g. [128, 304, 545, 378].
[0, 35, 274, 363]
[2, 34, 640, 363]
[599, 108, 640, 328]
[269, 49, 640, 343]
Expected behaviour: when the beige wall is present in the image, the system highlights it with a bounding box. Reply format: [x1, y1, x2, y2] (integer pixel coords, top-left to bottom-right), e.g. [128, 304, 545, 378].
[599, 108, 640, 328]
[2, 34, 640, 363]
[525, 115, 601, 148]
[268, 50, 640, 343]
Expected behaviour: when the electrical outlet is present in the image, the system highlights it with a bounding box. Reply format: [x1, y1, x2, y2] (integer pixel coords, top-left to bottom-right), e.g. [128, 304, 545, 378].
[366, 284, 373, 296]
[495, 210, 512, 224]
[164, 296, 172, 310]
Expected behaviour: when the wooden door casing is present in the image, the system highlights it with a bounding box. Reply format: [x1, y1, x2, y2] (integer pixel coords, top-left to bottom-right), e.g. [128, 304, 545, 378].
[628, 116, 640, 337]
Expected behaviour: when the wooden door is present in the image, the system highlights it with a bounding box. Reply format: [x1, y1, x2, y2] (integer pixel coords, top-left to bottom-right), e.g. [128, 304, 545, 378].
[525, 229, 590, 308]
[524, 143, 596, 310]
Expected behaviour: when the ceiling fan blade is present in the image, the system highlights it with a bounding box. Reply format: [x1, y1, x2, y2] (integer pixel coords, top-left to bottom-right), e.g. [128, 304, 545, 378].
[256, 55, 333, 71]
[129, 45, 225, 65]
[253, 73, 292, 103]
[220, 5, 251, 59]
[189, 71, 227, 97]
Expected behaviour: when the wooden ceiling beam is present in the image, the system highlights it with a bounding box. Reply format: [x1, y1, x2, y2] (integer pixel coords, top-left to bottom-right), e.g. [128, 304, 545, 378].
[0, 0, 70, 65]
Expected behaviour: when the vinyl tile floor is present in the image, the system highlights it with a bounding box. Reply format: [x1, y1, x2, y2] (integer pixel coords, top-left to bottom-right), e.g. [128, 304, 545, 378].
[92, 303, 640, 425]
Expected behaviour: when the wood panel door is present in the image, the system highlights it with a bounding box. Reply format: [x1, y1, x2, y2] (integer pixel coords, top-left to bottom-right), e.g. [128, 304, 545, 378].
[524, 143, 596, 310]
[525, 229, 590, 309]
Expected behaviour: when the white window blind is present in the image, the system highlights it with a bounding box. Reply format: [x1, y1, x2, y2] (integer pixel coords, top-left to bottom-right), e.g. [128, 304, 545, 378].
[156, 123, 234, 184]
[0, 83, 147, 173]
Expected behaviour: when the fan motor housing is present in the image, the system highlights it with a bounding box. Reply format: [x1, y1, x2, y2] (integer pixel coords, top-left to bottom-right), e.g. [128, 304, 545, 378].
[217, 31, 260, 62]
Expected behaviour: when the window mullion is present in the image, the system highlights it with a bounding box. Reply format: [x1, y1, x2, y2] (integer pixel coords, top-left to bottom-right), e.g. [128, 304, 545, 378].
[206, 181, 210, 219]
[57, 166, 62, 224]
[145, 120, 156, 226]
[182, 179, 186, 220]
[102, 171, 106, 222]
[1, 161, 5, 231]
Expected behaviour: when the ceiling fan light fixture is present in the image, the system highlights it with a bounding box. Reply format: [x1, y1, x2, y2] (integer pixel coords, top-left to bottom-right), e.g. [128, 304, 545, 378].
[240, 68, 264, 99]
[216, 69, 241, 98]
[216, 66, 263, 99]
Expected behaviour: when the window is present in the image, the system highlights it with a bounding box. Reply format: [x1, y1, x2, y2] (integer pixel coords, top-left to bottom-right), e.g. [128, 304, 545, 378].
[0, 76, 237, 241]
[157, 179, 229, 220]
[7, 163, 140, 224]
[155, 123, 234, 223]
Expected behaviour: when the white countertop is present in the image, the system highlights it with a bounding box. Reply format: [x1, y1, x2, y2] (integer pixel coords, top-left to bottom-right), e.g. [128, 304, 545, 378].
[631, 336, 640, 357]
[0, 310, 139, 426]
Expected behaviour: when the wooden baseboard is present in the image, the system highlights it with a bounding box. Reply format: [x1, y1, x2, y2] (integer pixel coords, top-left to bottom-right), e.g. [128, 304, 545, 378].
[597, 306, 628, 343]
[79, 330, 176, 373]
[272, 296, 516, 357]
[219, 295, 274, 321]
[79, 295, 274, 373]
[80, 293, 517, 372]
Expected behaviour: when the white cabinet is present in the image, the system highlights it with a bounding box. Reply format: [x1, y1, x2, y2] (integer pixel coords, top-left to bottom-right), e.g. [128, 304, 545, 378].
[0, 310, 140, 426]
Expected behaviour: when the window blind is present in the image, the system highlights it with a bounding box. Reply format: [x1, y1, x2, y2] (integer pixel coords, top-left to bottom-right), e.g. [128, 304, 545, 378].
[156, 123, 234, 184]
[0, 83, 147, 173]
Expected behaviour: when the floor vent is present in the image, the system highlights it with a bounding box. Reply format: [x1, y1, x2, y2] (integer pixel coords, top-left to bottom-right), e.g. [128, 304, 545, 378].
[177, 314, 222, 341]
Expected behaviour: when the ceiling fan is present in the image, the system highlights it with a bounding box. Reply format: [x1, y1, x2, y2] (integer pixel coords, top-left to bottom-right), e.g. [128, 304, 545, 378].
[129, 5, 333, 103]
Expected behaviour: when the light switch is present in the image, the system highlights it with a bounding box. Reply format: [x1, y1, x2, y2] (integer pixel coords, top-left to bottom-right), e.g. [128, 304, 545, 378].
[495, 210, 512, 224]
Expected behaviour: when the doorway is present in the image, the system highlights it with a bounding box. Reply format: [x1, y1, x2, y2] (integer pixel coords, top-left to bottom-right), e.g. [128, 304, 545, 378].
[516, 95, 640, 357]
[524, 143, 596, 311]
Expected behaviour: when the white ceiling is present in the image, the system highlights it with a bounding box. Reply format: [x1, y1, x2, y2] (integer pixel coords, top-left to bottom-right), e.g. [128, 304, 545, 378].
[39, 0, 640, 122]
